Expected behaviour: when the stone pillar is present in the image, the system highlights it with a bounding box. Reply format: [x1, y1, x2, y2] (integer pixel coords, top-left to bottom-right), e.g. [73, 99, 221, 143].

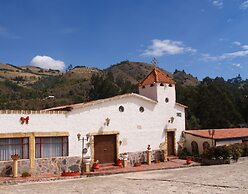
[82, 157, 91, 173]
[29, 135, 35, 175]
[11, 154, 20, 178]
[146, 145, 152, 165]
[85, 163, 90, 173]
[123, 158, 128, 167]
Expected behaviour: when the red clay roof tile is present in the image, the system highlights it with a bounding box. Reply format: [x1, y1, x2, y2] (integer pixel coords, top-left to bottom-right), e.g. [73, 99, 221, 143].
[139, 68, 175, 86]
[185, 128, 248, 140]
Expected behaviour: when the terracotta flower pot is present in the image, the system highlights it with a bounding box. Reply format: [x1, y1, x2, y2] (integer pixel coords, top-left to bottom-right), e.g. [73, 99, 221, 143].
[93, 163, 100, 169]
[186, 156, 192, 165]
[116, 159, 123, 167]
[11, 154, 20, 160]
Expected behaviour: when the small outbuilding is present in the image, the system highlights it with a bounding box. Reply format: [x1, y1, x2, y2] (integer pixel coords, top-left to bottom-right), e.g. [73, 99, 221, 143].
[183, 128, 248, 155]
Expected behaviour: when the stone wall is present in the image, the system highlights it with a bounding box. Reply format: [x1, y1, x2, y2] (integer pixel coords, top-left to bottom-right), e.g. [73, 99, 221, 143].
[0, 159, 30, 177]
[35, 156, 81, 175]
[123, 149, 164, 165]
[0, 156, 81, 177]
[0, 151, 163, 177]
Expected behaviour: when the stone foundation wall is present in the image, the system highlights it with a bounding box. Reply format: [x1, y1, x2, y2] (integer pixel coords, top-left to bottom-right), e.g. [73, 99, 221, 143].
[0, 150, 163, 176]
[0, 156, 82, 177]
[123, 149, 164, 165]
[35, 156, 82, 175]
[0, 159, 30, 177]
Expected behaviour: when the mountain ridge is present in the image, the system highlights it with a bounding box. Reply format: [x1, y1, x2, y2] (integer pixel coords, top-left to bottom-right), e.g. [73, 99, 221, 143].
[0, 61, 198, 110]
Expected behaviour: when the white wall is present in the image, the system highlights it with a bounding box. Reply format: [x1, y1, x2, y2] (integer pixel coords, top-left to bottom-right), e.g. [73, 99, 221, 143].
[216, 139, 242, 146]
[139, 85, 157, 101]
[184, 133, 212, 154]
[0, 83, 185, 158]
[0, 113, 68, 133]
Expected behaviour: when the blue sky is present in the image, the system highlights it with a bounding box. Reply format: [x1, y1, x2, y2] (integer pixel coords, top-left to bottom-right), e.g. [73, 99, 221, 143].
[1, 0, 248, 80]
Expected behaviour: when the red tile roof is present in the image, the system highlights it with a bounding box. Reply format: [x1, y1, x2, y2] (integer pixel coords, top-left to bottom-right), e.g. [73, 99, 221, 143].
[139, 68, 175, 86]
[185, 128, 248, 140]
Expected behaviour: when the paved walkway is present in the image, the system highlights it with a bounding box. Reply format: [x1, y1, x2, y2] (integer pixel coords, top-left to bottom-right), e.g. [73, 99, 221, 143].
[0, 159, 247, 194]
[0, 159, 198, 184]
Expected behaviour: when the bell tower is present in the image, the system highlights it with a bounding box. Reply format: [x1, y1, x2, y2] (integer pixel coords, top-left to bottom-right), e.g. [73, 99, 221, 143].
[138, 68, 176, 104]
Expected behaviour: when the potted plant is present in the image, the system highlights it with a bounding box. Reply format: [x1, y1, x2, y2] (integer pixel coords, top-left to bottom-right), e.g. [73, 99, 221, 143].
[116, 158, 123, 167]
[93, 160, 100, 169]
[186, 156, 192, 164]
[11, 154, 20, 160]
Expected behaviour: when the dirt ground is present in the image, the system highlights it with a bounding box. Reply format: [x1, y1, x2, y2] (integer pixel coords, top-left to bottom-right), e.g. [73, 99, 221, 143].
[0, 158, 247, 194]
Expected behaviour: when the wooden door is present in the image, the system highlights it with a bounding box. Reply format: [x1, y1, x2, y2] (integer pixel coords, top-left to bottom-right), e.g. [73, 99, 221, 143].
[167, 131, 175, 156]
[94, 134, 116, 164]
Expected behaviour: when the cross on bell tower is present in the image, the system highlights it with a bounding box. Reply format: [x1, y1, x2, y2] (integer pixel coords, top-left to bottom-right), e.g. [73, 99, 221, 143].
[151, 57, 158, 67]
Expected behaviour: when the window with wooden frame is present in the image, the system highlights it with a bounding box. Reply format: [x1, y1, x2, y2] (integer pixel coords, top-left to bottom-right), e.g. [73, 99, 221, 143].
[35, 136, 68, 158]
[0, 138, 29, 161]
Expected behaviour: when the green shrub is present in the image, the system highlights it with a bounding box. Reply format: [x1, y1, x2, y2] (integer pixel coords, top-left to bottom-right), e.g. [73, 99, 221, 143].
[218, 146, 232, 160]
[229, 144, 242, 161]
[201, 146, 230, 160]
[201, 143, 247, 161]
[202, 147, 215, 159]
[178, 148, 190, 159]
[22, 171, 31, 177]
[242, 143, 248, 156]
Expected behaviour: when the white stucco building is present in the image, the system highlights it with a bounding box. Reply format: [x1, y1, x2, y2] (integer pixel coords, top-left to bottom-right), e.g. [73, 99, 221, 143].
[183, 128, 248, 155]
[0, 68, 186, 175]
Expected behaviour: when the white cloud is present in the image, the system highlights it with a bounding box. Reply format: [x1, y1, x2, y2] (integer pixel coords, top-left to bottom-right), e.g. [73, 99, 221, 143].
[203, 41, 248, 61]
[30, 55, 65, 71]
[240, 1, 248, 9]
[201, 53, 219, 61]
[242, 45, 248, 50]
[222, 50, 248, 59]
[211, 0, 223, 8]
[233, 41, 241, 46]
[141, 39, 196, 57]
[202, 49, 248, 61]
[232, 41, 248, 49]
[232, 63, 242, 68]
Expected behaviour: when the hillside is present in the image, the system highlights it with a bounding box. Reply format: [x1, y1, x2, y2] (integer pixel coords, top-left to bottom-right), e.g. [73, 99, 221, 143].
[173, 69, 199, 86]
[0, 61, 199, 110]
[0, 63, 61, 86]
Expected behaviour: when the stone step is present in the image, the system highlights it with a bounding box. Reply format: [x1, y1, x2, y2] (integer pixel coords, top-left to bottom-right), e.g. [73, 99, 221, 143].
[167, 156, 179, 161]
[93, 164, 121, 172]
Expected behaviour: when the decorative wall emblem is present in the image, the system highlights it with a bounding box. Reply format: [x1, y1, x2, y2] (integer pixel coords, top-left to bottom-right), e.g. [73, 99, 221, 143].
[20, 116, 29, 124]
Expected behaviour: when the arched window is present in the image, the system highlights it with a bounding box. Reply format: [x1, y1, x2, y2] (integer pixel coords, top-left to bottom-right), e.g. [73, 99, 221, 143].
[203, 141, 210, 151]
[191, 141, 199, 155]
